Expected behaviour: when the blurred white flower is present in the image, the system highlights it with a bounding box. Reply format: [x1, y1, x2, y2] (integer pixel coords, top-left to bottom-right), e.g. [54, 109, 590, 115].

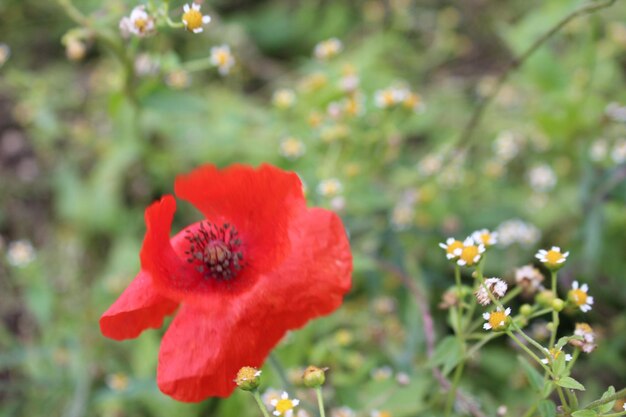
[279, 137, 306, 160]
[527, 164, 557, 192]
[589, 138, 609, 162]
[119, 6, 156, 38]
[210, 45, 235, 76]
[272, 89, 296, 109]
[182, 3, 211, 34]
[314, 38, 342, 60]
[317, 178, 342, 197]
[611, 138, 626, 164]
[7, 239, 36, 267]
[493, 130, 523, 162]
[605, 102, 626, 123]
[496, 219, 540, 247]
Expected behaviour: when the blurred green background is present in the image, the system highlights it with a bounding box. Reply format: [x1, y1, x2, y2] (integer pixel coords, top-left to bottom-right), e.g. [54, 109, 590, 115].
[1, 0, 625, 416]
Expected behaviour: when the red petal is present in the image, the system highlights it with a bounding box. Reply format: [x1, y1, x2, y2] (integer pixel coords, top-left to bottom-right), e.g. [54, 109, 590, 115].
[174, 164, 305, 274]
[155, 207, 352, 401]
[157, 303, 281, 400]
[100, 270, 178, 341]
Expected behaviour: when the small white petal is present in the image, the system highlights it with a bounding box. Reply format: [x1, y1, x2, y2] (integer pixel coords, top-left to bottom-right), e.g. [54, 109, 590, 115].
[557, 258, 565, 263]
[273, 412, 280, 417]
[551, 246, 560, 251]
[463, 237, 474, 246]
[202, 15, 211, 23]
[439, 243, 447, 249]
[587, 296, 594, 305]
[483, 323, 492, 330]
[281, 392, 288, 399]
[473, 255, 480, 262]
[192, 3, 200, 10]
[572, 281, 579, 289]
[505, 307, 511, 316]
[271, 400, 279, 406]
[446, 253, 455, 259]
[565, 354, 572, 361]
[446, 237, 455, 244]
[563, 251, 569, 257]
[541, 358, 549, 364]
[183, 4, 190, 12]
[453, 248, 462, 256]
[292, 399, 300, 406]
[581, 284, 589, 292]
[457, 260, 466, 266]
[483, 312, 491, 320]
[193, 27, 203, 33]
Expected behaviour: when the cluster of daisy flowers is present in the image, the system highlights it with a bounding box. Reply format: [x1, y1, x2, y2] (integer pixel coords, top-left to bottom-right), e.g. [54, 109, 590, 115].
[116, 3, 236, 77]
[374, 85, 424, 113]
[439, 228, 496, 267]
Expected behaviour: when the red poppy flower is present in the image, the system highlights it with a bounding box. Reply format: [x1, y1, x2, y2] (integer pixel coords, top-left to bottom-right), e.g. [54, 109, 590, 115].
[99, 164, 352, 402]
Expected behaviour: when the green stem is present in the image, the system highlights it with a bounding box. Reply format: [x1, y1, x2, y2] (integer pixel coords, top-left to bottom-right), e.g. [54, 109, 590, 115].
[566, 349, 580, 372]
[556, 385, 570, 412]
[269, 353, 293, 392]
[315, 387, 326, 417]
[500, 286, 522, 305]
[583, 387, 626, 410]
[549, 271, 559, 348]
[252, 390, 271, 417]
[527, 308, 552, 320]
[445, 361, 465, 417]
[507, 331, 552, 376]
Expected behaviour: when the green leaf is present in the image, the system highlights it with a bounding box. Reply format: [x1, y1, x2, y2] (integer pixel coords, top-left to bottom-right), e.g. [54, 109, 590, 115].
[597, 386, 616, 414]
[518, 356, 544, 393]
[571, 410, 597, 417]
[538, 399, 556, 417]
[556, 377, 585, 391]
[553, 352, 567, 377]
[556, 336, 570, 350]
[430, 336, 463, 376]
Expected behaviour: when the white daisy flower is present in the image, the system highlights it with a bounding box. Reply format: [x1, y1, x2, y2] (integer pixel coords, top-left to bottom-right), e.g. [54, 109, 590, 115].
[210, 45, 235, 75]
[483, 307, 511, 331]
[271, 392, 300, 417]
[456, 237, 486, 267]
[7, 239, 36, 267]
[317, 178, 342, 197]
[535, 246, 569, 270]
[471, 228, 498, 247]
[119, 6, 156, 38]
[568, 281, 594, 313]
[182, 3, 211, 34]
[541, 347, 572, 364]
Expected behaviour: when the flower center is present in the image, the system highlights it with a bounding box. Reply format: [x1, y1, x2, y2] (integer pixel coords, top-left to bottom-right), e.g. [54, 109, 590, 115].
[134, 18, 148, 32]
[460, 245, 479, 265]
[545, 250, 563, 265]
[446, 240, 463, 256]
[548, 348, 562, 359]
[489, 311, 507, 330]
[569, 289, 587, 306]
[185, 222, 243, 281]
[183, 9, 203, 30]
[275, 399, 295, 414]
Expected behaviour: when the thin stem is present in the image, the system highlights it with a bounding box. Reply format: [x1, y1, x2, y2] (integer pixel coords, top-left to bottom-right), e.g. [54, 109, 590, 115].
[500, 286, 522, 305]
[556, 385, 570, 412]
[252, 390, 272, 417]
[520, 403, 537, 417]
[315, 387, 326, 417]
[514, 326, 550, 357]
[445, 361, 465, 417]
[583, 387, 626, 410]
[507, 331, 552, 376]
[527, 308, 552, 320]
[549, 271, 559, 348]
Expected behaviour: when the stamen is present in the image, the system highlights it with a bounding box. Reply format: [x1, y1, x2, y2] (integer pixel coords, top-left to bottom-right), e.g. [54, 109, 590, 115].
[184, 221, 244, 281]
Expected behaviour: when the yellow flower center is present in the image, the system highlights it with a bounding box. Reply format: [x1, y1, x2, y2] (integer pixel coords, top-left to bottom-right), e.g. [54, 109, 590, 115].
[236, 367, 258, 382]
[183, 9, 203, 31]
[569, 289, 587, 306]
[545, 250, 564, 265]
[446, 240, 463, 256]
[275, 399, 295, 415]
[403, 93, 420, 109]
[489, 311, 507, 330]
[134, 18, 148, 32]
[481, 233, 492, 245]
[382, 91, 395, 106]
[460, 245, 480, 265]
[548, 348, 562, 360]
[576, 323, 592, 333]
[215, 51, 229, 66]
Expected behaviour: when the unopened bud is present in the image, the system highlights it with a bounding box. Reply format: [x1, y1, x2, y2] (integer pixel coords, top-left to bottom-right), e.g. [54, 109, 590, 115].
[536, 290, 556, 308]
[552, 298, 565, 312]
[520, 304, 533, 317]
[235, 366, 261, 391]
[302, 366, 326, 388]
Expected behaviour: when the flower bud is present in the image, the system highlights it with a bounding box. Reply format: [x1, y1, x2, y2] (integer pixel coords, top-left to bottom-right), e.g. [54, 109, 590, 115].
[520, 304, 533, 317]
[536, 290, 555, 308]
[235, 366, 261, 391]
[302, 366, 326, 388]
[552, 298, 565, 312]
